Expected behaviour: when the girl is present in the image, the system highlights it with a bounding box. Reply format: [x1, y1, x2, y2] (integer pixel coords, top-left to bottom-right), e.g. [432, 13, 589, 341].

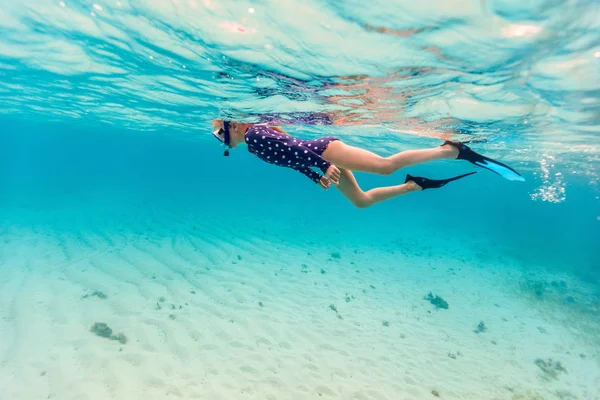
[211, 120, 523, 208]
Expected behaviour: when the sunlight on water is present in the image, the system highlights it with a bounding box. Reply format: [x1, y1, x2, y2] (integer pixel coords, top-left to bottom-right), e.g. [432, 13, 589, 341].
[0, 1, 598, 189]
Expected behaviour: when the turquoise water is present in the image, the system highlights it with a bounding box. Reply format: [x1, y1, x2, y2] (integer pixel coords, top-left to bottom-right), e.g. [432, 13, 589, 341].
[1, 1, 600, 399]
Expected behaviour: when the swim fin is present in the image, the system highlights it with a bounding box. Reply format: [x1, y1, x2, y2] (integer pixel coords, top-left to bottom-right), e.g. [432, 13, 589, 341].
[405, 172, 477, 190]
[442, 140, 524, 181]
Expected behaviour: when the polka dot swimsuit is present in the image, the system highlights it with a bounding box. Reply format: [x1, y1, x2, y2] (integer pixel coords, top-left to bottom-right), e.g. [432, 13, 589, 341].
[245, 125, 339, 184]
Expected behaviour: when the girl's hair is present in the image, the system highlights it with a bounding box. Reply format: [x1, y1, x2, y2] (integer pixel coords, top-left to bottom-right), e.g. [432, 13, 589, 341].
[267, 126, 290, 135]
[212, 119, 290, 136]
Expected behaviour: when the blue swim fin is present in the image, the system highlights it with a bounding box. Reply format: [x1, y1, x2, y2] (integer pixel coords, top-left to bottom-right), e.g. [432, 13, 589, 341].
[443, 141, 524, 181]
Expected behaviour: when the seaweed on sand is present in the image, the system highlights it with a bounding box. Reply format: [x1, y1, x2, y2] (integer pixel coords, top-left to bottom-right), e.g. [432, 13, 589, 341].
[90, 322, 127, 344]
[82, 291, 107, 300]
[473, 321, 487, 334]
[534, 358, 567, 381]
[90, 322, 112, 338]
[328, 304, 343, 319]
[424, 292, 448, 309]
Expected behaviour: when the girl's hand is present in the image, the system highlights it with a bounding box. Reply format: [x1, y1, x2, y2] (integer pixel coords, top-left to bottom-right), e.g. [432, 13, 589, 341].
[325, 164, 341, 185]
[319, 176, 331, 190]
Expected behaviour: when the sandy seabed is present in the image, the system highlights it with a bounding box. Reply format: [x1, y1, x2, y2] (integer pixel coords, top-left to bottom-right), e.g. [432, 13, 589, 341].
[0, 211, 598, 400]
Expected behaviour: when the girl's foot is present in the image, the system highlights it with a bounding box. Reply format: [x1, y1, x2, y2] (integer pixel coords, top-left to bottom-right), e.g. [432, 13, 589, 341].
[440, 141, 460, 159]
[404, 180, 423, 191]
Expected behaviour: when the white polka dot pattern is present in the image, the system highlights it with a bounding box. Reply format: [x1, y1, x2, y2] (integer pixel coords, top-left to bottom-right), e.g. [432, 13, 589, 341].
[245, 126, 338, 184]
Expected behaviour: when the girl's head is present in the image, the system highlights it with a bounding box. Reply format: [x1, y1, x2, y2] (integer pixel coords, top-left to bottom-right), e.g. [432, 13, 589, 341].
[210, 119, 290, 155]
[211, 120, 250, 155]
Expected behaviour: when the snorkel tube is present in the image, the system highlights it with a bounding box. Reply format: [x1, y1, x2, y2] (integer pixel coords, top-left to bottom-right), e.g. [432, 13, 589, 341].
[223, 120, 231, 156]
[211, 120, 232, 156]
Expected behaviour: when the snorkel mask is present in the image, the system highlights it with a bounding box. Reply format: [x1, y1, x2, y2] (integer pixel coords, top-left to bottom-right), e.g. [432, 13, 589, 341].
[212, 120, 231, 156]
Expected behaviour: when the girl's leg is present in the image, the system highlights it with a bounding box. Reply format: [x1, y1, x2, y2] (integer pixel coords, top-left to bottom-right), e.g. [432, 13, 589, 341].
[336, 169, 421, 208]
[322, 140, 458, 175]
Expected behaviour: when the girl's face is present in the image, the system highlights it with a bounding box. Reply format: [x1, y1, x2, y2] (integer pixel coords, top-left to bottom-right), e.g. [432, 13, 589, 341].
[211, 120, 245, 148]
[211, 119, 227, 144]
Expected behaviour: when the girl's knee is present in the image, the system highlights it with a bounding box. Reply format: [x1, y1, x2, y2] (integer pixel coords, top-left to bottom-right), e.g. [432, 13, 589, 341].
[352, 195, 372, 208]
[377, 158, 395, 176]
